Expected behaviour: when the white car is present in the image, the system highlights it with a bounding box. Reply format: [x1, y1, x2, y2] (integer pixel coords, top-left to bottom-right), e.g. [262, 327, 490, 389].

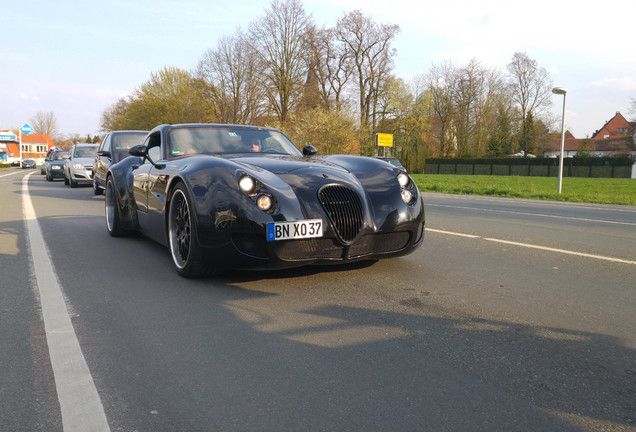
[64, 143, 98, 188]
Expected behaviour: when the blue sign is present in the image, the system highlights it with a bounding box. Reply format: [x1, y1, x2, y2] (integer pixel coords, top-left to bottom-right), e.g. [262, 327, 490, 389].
[0, 133, 16, 141]
[21, 123, 33, 136]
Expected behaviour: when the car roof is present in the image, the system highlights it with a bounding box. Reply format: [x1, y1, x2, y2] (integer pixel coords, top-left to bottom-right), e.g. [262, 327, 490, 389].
[150, 123, 279, 134]
[108, 130, 148, 135]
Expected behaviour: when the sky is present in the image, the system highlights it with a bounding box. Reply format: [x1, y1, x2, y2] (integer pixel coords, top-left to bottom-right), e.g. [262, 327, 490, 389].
[2, 0, 635, 139]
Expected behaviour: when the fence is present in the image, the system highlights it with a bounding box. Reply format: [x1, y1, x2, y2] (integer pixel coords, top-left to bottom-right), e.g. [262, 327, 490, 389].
[423, 157, 635, 179]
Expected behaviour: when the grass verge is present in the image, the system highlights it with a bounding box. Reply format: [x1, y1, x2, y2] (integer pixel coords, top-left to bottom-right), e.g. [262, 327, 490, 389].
[411, 174, 636, 206]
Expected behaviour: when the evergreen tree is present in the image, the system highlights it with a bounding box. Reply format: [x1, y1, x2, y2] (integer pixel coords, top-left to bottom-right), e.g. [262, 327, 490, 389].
[519, 110, 536, 155]
[488, 105, 513, 156]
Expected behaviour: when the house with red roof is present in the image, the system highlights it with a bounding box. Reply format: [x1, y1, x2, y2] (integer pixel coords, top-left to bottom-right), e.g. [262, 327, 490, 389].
[0, 131, 55, 165]
[544, 112, 635, 159]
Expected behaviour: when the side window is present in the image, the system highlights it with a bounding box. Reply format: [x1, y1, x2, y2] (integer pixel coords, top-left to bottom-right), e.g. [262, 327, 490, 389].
[101, 134, 111, 153]
[147, 146, 160, 162]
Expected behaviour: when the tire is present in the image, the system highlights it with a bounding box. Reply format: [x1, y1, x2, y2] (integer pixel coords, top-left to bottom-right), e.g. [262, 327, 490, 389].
[93, 179, 103, 195]
[168, 183, 208, 278]
[46, 172, 52, 182]
[105, 177, 130, 237]
[64, 174, 69, 186]
[69, 177, 77, 188]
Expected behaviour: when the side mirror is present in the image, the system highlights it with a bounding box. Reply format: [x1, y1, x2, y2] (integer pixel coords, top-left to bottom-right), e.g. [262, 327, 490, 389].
[129, 144, 147, 157]
[62, 154, 70, 159]
[98, 150, 111, 158]
[302, 145, 318, 157]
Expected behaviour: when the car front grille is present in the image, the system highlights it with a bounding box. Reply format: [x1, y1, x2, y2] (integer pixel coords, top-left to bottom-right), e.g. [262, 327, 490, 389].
[318, 185, 364, 243]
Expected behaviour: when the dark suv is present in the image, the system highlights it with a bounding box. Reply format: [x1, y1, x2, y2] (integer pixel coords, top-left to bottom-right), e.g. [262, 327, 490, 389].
[92, 130, 147, 195]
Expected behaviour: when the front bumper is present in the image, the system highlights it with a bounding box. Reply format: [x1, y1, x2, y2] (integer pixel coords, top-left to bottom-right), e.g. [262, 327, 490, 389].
[48, 165, 65, 178]
[198, 220, 425, 272]
[69, 166, 93, 183]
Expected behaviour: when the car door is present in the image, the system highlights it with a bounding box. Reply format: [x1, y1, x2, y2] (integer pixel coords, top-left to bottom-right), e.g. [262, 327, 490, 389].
[132, 135, 155, 215]
[132, 135, 165, 243]
[95, 133, 111, 187]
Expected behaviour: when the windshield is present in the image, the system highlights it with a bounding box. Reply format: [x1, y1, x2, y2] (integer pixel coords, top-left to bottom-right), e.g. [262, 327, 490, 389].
[166, 126, 302, 158]
[112, 133, 146, 163]
[73, 145, 98, 158]
[50, 151, 67, 161]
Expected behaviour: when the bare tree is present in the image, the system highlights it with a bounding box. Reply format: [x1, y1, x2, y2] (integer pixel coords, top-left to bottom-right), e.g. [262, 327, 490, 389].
[335, 10, 400, 130]
[247, 0, 313, 124]
[629, 97, 636, 120]
[30, 111, 59, 138]
[507, 52, 553, 155]
[198, 33, 265, 124]
[424, 59, 507, 157]
[424, 62, 457, 157]
[304, 25, 354, 113]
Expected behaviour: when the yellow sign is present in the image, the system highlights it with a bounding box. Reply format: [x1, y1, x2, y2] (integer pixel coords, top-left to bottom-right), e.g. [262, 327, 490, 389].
[376, 133, 393, 147]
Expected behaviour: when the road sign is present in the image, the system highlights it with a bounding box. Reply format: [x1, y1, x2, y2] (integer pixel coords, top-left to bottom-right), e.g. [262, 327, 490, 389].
[21, 123, 33, 136]
[0, 133, 16, 141]
[376, 133, 393, 147]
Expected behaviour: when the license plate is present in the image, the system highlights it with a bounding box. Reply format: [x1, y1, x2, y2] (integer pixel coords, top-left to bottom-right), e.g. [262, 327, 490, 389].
[267, 219, 323, 241]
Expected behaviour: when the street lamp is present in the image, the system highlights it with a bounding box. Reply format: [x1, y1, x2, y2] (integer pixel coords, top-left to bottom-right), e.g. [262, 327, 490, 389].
[552, 87, 567, 194]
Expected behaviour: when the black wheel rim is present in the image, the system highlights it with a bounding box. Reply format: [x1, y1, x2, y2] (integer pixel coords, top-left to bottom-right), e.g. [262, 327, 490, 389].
[170, 190, 191, 269]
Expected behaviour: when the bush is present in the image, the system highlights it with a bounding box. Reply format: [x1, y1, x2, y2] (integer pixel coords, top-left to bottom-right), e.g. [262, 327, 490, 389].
[275, 108, 360, 155]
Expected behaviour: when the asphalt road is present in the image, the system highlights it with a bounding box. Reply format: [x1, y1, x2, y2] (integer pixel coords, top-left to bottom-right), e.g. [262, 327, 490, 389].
[1, 168, 635, 431]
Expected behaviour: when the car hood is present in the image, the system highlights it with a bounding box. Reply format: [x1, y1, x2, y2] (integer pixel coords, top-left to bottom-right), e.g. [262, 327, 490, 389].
[49, 160, 65, 166]
[231, 155, 348, 175]
[71, 157, 95, 165]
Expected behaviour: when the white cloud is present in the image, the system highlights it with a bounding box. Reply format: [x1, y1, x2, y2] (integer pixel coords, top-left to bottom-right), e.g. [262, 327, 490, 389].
[589, 77, 636, 92]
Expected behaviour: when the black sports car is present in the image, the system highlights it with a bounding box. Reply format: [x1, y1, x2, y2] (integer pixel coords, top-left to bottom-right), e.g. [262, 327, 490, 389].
[106, 124, 425, 277]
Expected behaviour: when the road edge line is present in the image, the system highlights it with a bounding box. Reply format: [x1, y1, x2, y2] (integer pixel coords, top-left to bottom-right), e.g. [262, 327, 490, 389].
[22, 172, 111, 432]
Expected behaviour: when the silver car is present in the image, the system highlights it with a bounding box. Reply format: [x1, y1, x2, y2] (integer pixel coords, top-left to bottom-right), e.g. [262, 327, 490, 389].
[64, 143, 98, 187]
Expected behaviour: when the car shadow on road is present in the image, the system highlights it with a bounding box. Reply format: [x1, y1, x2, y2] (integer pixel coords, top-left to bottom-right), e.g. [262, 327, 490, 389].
[157, 263, 636, 431]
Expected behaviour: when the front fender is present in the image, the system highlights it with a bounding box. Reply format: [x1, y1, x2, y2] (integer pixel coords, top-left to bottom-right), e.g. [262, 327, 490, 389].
[108, 156, 143, 231]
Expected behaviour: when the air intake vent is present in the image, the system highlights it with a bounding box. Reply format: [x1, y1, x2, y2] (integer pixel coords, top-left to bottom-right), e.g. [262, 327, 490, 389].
[318, 185, 363, 243]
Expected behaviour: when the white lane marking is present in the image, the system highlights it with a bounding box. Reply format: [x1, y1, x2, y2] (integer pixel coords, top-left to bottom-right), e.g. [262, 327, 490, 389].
[0, 170, 27, 178]
[425, 203, 636, 226]
[426, 228, 636, 265]
[22, 172, 111, 432]
[424, 228, 480, 239]
[422, 192, 636, 214]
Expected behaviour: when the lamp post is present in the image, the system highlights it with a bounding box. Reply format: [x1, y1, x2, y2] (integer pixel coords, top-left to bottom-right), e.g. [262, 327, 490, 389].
[552, 87, 567, 194]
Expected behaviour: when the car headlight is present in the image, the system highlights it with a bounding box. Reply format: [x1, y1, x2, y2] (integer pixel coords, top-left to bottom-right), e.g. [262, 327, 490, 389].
[73, 163, 84, 170]
[257, 194, 273, 211]
[401, 189, 414, 204]
[238, 175, 256, 194]
[397, 172, 410, 187]
[397, 171, 416, 205]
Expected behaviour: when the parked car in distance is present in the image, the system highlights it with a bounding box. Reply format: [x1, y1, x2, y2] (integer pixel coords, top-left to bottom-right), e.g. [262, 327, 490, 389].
[105, 123, 425, 278]
[93, 130, 147, 195]
[21, 159, 37, 169]
[63, 143, 98, 187]
[43, 150, 68, 181]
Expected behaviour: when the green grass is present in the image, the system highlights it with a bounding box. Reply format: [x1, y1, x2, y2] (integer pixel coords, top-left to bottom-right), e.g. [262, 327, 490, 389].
[412, 174, 636, 206]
